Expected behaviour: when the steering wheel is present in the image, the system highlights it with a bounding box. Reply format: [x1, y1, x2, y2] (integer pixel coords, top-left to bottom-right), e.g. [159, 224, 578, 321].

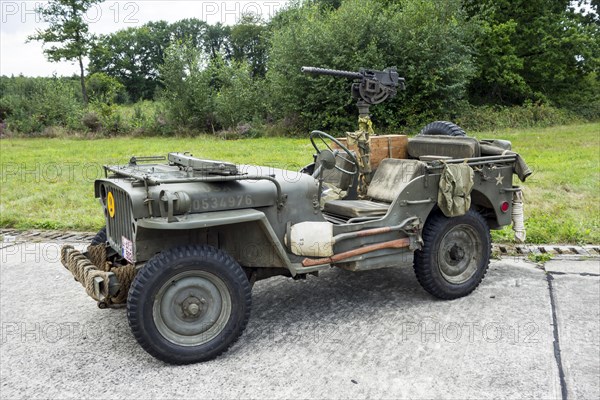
[310, 130, 358, 177]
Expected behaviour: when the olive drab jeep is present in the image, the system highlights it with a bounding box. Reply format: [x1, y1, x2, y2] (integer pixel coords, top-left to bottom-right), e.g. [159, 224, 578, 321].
[60, 67, 531, 364]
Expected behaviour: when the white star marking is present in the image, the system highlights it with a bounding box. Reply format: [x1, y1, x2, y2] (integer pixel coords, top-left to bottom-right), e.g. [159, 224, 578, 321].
[495, 173, 504, 186]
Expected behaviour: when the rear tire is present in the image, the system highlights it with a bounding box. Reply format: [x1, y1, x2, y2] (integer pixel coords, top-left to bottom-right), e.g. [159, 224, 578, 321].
[414, 210, 490, 299]
[127, 245, 251, 364]
[418, 121, 466, 137]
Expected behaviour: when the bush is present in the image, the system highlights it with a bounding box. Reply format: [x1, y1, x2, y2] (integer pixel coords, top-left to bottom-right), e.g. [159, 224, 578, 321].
[89, 102, 131, 136]
[455, 103, 583, 132]
[0, 76, 84, 134]
[86, 72, 128, 104]
[82, 111, 102, 132]
[214, 61, 265, 129]
[123, 101, 173, 136]
[159, 42, 217, 132]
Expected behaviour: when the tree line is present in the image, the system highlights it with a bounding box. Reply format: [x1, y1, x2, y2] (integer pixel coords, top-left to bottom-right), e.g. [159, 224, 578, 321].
[3, 0, 598, 136]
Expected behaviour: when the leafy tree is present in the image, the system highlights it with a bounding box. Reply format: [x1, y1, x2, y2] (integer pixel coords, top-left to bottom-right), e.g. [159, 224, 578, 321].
[89, 21, 173, 101]
[572, 0, 599, 23]
[267, 1, 305, 31]
[89, 19, 222, 100]
[309, 0, 343, 10]
[215, 61, 265, 128]
[204, 23, 232, 60]
[171, 18, 209, 49]
[27, 0, 103, 103]
[464, 0, 599, 110]
[230, 15, 269, 77]
[159, 41, 216, 130]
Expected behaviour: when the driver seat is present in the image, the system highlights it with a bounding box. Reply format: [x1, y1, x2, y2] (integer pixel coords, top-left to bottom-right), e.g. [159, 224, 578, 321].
[323, 158, 427, 219]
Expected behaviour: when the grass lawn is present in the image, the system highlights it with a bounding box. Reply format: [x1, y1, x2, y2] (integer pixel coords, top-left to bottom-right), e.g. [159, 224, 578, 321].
[1, 123, 598, 244]
[478, 123, 599, 244]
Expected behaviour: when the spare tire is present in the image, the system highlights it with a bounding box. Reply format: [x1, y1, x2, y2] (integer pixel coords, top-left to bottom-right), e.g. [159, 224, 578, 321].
[418, 121, 466, 137]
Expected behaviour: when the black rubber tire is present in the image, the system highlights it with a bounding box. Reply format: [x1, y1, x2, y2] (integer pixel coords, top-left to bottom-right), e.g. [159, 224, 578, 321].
[418, 121, 466, 137]
[127, 245, 252, 364]
[90, 227, 107, 246]
[413, 209, 491, 300]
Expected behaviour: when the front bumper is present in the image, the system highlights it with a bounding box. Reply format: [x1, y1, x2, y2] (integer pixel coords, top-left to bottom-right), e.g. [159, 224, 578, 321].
[60, 245, 136, 307]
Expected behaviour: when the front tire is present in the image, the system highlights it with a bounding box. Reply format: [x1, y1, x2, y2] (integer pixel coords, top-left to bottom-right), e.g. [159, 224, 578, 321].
[127, 245, 251, 364]
[414, 210, 491, 299]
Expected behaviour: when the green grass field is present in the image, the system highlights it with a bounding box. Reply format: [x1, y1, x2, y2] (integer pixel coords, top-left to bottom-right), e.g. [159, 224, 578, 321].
[1, 123, 598, 244]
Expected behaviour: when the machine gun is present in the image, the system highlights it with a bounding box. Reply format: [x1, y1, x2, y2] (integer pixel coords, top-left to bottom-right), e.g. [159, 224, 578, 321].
[301, 66, 405, 115]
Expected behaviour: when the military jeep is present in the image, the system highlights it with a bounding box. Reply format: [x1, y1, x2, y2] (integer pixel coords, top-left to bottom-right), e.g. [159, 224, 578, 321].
[61, 67, 530, 364]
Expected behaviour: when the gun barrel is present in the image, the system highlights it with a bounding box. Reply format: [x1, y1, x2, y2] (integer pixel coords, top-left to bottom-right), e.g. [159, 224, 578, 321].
[301, 66, 363, 80]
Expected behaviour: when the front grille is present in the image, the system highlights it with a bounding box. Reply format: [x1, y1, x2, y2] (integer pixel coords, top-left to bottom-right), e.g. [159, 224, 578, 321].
[103, 184, 134, 257]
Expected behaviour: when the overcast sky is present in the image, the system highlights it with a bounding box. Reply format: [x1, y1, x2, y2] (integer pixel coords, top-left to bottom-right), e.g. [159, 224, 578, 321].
[0, 0, 290, 77]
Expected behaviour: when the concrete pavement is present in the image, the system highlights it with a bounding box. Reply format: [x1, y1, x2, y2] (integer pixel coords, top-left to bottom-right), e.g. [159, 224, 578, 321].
[0, 241, 598, 399]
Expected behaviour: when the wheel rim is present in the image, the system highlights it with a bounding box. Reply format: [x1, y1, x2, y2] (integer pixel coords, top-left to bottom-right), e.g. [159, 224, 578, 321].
[437, 224, 482, 284]
[153, 270, 232, 347]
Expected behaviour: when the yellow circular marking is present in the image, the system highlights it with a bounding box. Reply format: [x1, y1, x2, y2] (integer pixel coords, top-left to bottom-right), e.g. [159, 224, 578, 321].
[107, 192, 116, 218]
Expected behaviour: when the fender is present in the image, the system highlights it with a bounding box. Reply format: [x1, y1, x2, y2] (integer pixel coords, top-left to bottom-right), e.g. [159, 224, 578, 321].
[136, 209, 297, 275]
